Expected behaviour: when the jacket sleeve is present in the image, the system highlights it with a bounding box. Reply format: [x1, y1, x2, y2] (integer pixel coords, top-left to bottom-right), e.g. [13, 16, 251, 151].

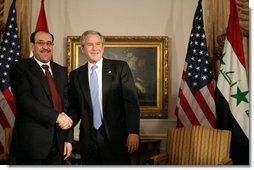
[121, 62, 140, 134]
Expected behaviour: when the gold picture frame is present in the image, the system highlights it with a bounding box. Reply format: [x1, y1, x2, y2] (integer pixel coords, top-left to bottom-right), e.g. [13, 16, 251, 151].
[67, 36, 168, 118]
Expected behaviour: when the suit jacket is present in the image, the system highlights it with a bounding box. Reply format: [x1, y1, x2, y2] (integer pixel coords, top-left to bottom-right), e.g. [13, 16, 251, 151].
[68, 58, 140, 161]
[10, 57, 71, 159]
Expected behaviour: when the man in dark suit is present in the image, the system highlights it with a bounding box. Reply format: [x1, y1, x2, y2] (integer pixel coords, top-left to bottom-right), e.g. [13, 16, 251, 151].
[10, 30, 73, 165]
[68, 30, 140, 165]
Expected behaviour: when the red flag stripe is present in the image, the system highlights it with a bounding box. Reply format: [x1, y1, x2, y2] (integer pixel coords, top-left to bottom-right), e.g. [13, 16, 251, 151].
[36, 0, 48, 31]
[226, 0, 245, 68]
[0, 108, 11, 128]
[215, 0, 249, 164]
[176, 99, 193, 127]
[177, 77, 199, 125]
[0, 90, 15, 128]
[174, 0, 216, 129]
[35, 0, 53, 61]
[176, 77, 215, 127]
[174, 106, 183, 127]
[0, 125, 5, 153]
[177, 86, 200, 126]
[182, 87, 212, 127]
[195, 86, 216, 127]
[0, 0, 20, 156]
[2, 88, 16, 115]
[181, 63, 216, 124]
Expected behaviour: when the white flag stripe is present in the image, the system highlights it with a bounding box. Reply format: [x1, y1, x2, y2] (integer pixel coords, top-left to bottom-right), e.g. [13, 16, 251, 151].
[217, 38, 249, 138]
[0, 124, 4, 149]
[200, 86, 216, 115]
[233, 106, 249, 138]
[220, 40, 249, 89]
[181, 61, 213, 121]
[177, 104, 192, 126]
[175, 1, 216, 128]
[0, 90, 15, 127]
[181, 79, 212, 127]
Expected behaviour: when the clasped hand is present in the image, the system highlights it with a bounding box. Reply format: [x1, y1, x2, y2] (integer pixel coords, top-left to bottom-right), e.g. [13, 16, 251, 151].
[56, 112, 73, 130]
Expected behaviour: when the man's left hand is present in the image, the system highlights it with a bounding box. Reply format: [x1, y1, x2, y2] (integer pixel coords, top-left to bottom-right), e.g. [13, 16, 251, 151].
[126, 133, 139, 154]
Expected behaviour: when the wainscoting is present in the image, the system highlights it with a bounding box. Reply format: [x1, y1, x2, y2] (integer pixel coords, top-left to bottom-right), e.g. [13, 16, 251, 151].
[73, 119, 176, 155]
[140, 119, 176, 153]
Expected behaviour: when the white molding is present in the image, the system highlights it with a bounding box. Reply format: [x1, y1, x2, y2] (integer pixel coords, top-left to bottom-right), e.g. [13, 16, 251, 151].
[140, 118, 177, 122]
[140, 134, 167, 138]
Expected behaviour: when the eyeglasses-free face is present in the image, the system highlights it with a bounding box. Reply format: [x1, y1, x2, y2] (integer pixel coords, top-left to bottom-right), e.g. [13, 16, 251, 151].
[80, 34, 104, 64]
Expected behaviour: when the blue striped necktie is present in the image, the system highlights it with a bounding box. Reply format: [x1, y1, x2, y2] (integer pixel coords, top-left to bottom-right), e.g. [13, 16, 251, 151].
[90, 65, 102, 129]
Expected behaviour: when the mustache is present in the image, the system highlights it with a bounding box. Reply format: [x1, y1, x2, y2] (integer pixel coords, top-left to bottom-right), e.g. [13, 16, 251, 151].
[40, 49, 52, 53]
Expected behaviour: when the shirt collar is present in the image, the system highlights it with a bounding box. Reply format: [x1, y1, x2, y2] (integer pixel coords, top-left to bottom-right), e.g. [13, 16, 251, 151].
[88, 58, 103, 71]
[33, 57, 50, 67]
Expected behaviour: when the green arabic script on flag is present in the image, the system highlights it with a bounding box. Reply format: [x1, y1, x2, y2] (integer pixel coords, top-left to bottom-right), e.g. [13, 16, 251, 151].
[217, 41, 249, 139]
[215, 0, 249, 165]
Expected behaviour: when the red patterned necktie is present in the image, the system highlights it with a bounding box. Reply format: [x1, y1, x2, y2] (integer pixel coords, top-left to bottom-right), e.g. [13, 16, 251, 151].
[42, 65, 62, 113]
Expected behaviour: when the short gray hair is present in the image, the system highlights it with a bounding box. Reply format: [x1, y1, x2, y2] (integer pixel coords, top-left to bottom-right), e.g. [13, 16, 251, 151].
[80, 30, 105, 46]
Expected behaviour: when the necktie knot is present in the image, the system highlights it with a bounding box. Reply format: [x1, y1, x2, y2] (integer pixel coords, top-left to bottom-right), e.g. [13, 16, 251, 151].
[91, 65, 97, 71]
[42, 64, 49, 70]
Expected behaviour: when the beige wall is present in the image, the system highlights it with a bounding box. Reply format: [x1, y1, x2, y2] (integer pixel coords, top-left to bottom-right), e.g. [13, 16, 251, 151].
[31, 0, 202, 152]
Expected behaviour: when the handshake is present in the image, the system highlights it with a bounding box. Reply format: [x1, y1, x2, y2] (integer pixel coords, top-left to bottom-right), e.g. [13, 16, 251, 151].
[56, 112, 73, 130]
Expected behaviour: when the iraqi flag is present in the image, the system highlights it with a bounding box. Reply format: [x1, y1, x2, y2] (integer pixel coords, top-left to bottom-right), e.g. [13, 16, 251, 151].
[215, 0, 249, 165]
[36, 0, 48, 31]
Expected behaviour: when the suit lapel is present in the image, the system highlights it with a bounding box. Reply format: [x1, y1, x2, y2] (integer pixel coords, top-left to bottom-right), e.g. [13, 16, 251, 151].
[78, 59, 113, 113]
[50, 63, 62, 95]
[78, 64, 93, 111]
[28, 58, 53, 102]
[102, 58, 112, 110]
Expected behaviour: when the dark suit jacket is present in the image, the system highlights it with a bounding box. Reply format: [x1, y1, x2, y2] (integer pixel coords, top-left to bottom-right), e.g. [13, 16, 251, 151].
[10, 57, 71, 159]
[68, 58, 140, 161]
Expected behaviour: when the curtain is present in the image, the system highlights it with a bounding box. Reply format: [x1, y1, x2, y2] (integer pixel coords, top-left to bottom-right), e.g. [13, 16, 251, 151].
[0, 0, 30, 161]
[0, 0, 5, 41]
[205, 0, 249, 81]
[0, 0, 31, 59]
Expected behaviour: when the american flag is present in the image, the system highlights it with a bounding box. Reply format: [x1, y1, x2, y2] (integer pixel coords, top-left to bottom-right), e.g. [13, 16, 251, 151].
[0, 0, 20, 155]
[174, 0, 216, 128]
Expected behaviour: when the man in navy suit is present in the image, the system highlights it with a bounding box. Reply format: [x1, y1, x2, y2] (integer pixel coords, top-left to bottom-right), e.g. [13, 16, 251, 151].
[10, 30, 73, 165]
[68, 30, 140, 165]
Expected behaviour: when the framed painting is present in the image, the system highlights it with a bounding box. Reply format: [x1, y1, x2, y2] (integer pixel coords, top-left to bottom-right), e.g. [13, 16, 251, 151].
[67, 36, 169, 118]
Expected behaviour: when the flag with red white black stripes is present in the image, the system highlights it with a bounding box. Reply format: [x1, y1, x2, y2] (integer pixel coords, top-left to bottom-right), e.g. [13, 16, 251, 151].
[215, 0, 249, 165]
[36, 0, 49, 31]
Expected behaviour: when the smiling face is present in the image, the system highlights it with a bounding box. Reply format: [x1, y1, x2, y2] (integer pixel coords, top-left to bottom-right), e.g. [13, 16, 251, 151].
[80, 33, 104, 64]
[31, 31, 54, 63]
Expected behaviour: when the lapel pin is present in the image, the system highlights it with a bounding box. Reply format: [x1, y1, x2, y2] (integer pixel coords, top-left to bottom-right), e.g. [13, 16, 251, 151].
[108, 71, 112, 73]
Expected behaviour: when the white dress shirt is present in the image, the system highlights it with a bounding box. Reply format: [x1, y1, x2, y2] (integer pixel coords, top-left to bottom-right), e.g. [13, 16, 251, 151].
[33, 57, 53, 76]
